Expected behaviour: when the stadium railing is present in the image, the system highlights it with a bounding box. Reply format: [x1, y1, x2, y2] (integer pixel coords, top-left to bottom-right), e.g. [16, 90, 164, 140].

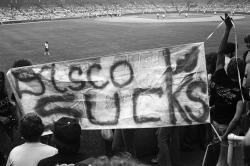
[227, 133, 244, 166]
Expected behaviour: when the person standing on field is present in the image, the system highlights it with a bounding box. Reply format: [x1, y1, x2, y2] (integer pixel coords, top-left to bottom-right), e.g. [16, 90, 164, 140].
[44, 41, 50, 55]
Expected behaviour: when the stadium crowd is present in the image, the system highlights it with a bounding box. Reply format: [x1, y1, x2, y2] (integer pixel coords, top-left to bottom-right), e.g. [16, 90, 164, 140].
[0, 0, 250, 23]
[2, 1, 250, 166]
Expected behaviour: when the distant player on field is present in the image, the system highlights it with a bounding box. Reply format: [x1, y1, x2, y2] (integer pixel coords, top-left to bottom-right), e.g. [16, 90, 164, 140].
[44, 41, 50, 55]
[179, 9, 183, 15]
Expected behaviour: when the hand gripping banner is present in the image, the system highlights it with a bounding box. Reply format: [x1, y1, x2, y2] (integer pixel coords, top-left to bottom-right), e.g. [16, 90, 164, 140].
[7, 42, 209, 129]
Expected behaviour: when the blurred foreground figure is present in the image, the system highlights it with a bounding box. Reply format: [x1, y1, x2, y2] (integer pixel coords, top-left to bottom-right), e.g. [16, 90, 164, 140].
[92, 155, 149, 166]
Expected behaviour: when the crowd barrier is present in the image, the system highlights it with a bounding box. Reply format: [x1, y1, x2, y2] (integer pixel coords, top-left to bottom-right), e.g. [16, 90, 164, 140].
[227, 133, 244, 166]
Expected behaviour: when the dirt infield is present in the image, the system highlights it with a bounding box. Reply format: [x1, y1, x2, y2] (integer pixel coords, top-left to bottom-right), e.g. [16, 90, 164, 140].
[96, 13, 245, 23]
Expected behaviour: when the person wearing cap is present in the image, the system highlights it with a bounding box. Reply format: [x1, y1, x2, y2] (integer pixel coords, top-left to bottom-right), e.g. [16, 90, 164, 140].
[6, 113, 58, 166]
[38, 117, 87, 166]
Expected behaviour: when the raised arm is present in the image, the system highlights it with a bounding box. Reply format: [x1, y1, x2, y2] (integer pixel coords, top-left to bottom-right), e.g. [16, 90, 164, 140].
[216, 13, 233, 71]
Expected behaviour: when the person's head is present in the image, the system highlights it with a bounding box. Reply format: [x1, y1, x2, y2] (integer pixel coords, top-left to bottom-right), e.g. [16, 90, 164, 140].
[12, 59, 32, 68]
[20, 113, 44, 142]
[224, 42, 238, 58]
[46, 41, 48, 44]
[244, 34, 250, 50]
[51, 117, 81, 154]
[227, 57, 245, 82]
[205, 52, 217, 75]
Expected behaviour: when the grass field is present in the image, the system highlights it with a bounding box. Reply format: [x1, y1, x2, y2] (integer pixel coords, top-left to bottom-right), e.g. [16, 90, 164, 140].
[1, 13, 250, 75]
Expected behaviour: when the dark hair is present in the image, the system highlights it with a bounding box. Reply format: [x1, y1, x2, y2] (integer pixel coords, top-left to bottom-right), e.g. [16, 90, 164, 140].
[205, 52, 217, 74]
[224, 42, 238, 58]
[20, 113, 44, 142]
[12, 59, 32, 68]
[244, 34, 250, 43]
[54, 135, 80, 154]
[227, 57, 245, 81]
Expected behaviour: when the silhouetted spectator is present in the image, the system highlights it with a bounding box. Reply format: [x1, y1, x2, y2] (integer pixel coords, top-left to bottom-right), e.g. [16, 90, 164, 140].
[38, 117, 87, 166]
[0, 71, 16, 165]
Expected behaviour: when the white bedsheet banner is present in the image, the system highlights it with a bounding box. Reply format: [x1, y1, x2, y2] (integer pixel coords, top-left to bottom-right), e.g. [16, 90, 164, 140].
[7, 42, 210, 129]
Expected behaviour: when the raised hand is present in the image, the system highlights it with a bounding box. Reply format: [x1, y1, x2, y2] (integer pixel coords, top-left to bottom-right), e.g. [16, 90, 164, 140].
[220, 13, 233, 30]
